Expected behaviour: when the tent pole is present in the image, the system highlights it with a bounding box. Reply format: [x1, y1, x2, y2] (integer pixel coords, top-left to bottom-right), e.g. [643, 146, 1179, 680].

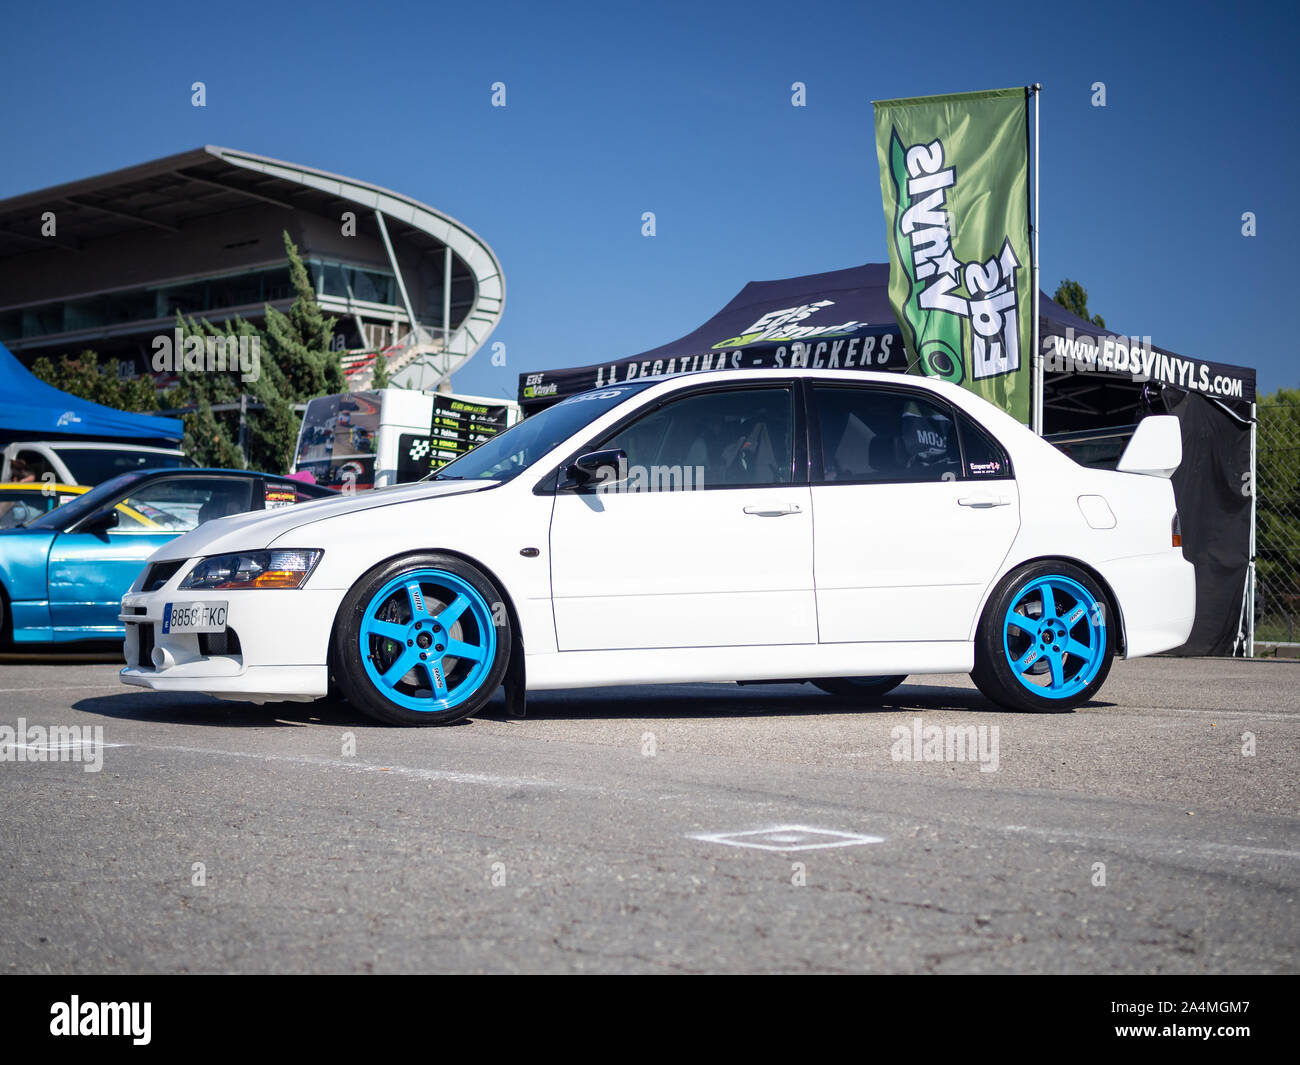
[1248, 401, 1258, 657]
[1031, 83, 1043, 435]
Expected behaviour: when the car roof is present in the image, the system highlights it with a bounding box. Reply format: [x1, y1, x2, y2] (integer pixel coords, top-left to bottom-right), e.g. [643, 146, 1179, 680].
[588, 366, 954, 396]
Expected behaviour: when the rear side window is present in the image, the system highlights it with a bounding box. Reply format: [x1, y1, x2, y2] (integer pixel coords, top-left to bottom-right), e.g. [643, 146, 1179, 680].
[956, 412, 1013, 479]
[812, 385, 961, 483]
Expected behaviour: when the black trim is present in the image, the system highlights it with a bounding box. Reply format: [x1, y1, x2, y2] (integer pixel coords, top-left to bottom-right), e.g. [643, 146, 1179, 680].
[141, 559, 185, 593]
[793, 377, 812, 483]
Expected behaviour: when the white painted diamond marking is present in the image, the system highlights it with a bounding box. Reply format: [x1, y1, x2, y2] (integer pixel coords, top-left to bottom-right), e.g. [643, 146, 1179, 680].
[689, 825, 885, 852]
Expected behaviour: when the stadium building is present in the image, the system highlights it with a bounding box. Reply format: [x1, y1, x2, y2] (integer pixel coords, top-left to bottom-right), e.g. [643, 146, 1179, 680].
[0, 146, 504, 387]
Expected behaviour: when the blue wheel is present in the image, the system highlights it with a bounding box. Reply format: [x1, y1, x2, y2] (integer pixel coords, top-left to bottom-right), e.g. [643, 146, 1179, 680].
[335, 554, 510, 726]
[972, 562, 1114, 712]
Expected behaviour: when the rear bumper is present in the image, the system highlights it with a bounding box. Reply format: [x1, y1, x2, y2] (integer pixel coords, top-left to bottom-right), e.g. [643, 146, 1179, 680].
[1097, 552, 1196, 659]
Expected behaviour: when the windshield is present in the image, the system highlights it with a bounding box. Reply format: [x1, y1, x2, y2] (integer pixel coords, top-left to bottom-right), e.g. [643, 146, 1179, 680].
[431, 383, 653, 482]
[23, 472, 141, 530]
[58, 447, 193, 485]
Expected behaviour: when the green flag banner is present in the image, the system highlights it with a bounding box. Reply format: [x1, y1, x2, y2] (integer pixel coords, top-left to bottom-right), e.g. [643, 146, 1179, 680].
[873, 87, 1033, 424]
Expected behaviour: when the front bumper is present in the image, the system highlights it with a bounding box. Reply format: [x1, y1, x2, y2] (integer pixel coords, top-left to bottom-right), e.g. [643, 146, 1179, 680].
[118, 587, 345, 702]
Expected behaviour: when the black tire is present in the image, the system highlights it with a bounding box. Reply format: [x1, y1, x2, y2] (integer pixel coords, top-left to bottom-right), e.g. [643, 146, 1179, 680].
[810, 675, 907, 698]
[971, 560, 1114, 713]
[333, 553, 511, 726]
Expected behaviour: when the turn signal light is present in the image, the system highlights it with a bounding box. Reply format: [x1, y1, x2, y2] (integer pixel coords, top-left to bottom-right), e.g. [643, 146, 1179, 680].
[246, 570, 310, 589]
[1172, 513, 1183, 548]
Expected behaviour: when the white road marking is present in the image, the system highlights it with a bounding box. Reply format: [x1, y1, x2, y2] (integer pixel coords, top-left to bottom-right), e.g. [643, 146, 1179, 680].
[1135, 706, 1297, 720]
[1002, 824, 1300, 862]
[690, 825, 885, 852]
[129, 742, 593, 791]
[0, 685, 122, 693]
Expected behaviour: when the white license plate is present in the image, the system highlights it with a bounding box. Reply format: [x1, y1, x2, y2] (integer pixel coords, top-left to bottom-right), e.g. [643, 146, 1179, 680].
[162, 601, 228, 634]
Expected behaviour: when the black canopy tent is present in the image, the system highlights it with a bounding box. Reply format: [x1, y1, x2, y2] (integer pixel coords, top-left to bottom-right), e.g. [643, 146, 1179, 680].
[517, 264, 1257, 656]
[519, 264, 909, 411]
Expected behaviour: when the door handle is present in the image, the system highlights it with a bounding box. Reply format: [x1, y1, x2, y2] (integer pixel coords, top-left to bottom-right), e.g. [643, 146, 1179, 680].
[743, 503, 802, 516]
[957, 495, 1011, 508]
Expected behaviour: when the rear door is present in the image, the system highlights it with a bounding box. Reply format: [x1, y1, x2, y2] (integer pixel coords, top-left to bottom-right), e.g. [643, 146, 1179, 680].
[809, 383, 1020, 643]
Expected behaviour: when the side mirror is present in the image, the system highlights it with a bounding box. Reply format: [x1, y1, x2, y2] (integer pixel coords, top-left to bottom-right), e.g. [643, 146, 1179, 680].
[1117, 415, 1182, 478]
[560, 449, 628, 491]
[78, 508, 120, 533]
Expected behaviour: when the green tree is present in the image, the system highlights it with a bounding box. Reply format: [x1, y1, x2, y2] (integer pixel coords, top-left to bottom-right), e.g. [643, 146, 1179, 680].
[371, 349, 390, 389]
[30, 351, 160, 412]
[178, 389, 244, 469]
[263, 231, 343, 398]
[1053, 279, 1106, 329]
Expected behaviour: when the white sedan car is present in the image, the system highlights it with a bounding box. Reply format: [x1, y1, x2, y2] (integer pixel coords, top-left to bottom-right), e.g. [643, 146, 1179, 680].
[120, 369, 1194, 724]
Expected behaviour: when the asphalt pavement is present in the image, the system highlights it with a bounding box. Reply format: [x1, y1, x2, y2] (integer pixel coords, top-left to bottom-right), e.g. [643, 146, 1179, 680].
[1, 655, 1296, 973]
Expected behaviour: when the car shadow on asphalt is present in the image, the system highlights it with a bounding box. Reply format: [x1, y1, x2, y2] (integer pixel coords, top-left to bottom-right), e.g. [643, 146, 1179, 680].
[474, 683, 1116, 721]
[69, 682, 1115, 729]
[69, 691, 365, 729]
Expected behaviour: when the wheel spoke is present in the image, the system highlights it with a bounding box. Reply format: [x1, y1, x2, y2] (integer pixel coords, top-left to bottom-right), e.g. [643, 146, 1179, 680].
[1039, 583, 1057, 619]
[1013, 647, 1040, 673]
[1047, 650, 1065, 688]
[423, 660, 449, 698]
[404, 581, 429, 619]
[444, 638, 486, 663]
[1064, 604, 1087, 627]
[437, 593, 470, 628]
[1005, 613, 1034, 635]
[368, 619, 407, 642]
[381, 649, 417, 687]
[1064, 638, 1093, 660]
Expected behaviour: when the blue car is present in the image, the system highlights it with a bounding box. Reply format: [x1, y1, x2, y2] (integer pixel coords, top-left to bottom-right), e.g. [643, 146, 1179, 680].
[0, 468, 334, 646]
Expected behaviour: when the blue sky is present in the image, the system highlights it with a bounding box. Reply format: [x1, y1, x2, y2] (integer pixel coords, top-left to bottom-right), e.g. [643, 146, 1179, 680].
[2, 0, 1296, 400]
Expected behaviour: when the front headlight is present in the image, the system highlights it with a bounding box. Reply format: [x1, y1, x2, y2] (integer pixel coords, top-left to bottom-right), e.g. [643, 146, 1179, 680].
[179, 549, 322, 590]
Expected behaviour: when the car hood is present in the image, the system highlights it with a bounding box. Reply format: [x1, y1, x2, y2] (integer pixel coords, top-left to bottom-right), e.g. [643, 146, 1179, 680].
[149, 479, 495, 561]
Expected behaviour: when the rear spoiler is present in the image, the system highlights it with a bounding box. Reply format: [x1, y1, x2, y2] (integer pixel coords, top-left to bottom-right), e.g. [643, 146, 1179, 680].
[1116, 415, 1182, 478]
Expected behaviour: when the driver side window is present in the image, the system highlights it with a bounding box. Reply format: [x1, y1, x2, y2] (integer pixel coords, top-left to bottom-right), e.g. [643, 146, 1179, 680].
[598, 386, 795, 490]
